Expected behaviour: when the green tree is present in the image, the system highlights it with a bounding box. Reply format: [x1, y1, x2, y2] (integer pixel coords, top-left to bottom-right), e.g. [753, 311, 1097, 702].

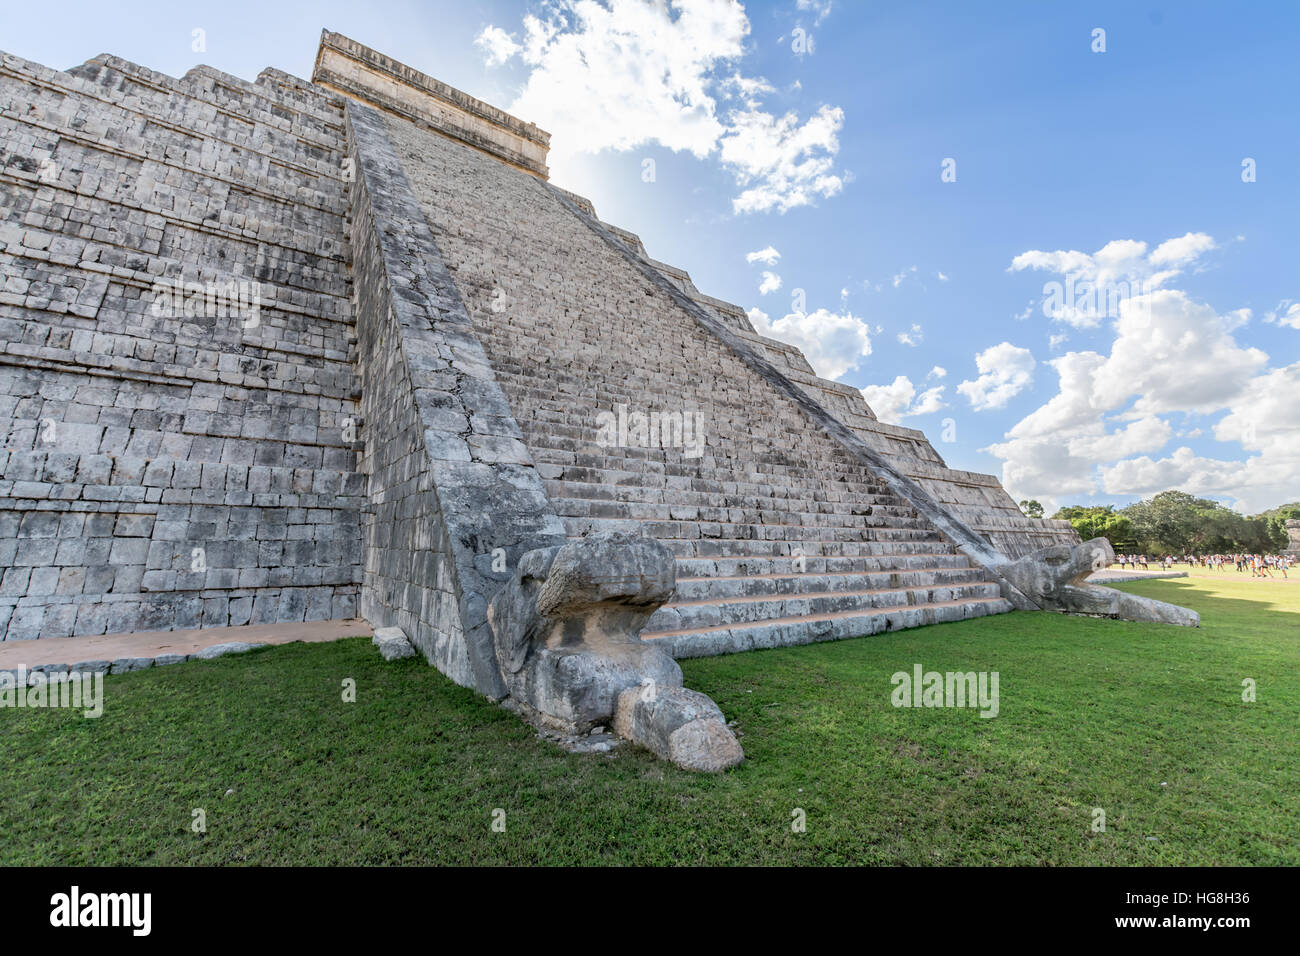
[1019, 499, 1044, 518]
[1122, 491, 1289, 555]
[1051, 505, 1133, 551]
[1256, 502, 1300, 550]
[1054, 494, 1299, 555]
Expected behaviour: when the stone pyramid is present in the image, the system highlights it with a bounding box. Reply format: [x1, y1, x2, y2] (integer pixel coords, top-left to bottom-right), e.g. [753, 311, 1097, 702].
[6, 32, 1200, 768]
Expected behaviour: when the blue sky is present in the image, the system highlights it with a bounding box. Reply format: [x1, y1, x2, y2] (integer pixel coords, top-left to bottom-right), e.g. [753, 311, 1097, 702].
[6, 1, 1297, 513]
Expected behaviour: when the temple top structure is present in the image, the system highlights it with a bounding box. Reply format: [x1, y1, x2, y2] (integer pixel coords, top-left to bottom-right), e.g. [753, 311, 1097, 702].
[311, 29, 551, 179]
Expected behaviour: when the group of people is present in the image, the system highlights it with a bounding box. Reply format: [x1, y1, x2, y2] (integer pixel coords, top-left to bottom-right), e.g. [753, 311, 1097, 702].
[1112, 553, 1290, 578]
[1187, 553, 1290, 578]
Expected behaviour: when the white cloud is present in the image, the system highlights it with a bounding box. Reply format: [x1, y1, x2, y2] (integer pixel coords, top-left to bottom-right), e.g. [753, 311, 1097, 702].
[1265, 300, 1300, 329]
[983, 238, 1298, 512]
[1010, 232, 1217, 328]
[758, 270, 782, 295]
[1065, 415, 1172, 460]
[1094, 363, 1300, 512]
[748, 305, 871, 380]
[478, 0, 846, 214]
[719, 104, 845, 213]
[719, 72, 776, 102]
[745, 245, 781, 266]
[892, 265, 917, 288]
[957, 342, 1036, 411]
[937, 270, 950, 282]
[796, 0, 834, 25]
[475, 26, 522, 66]
[912, 386, 946, 416]
[897, 323, 923, 347]
[860, 376, 946, 423]
[1089, 291, 1266, 417]
[928, 365, 946, 380]
[1149, 231, 1217, 266]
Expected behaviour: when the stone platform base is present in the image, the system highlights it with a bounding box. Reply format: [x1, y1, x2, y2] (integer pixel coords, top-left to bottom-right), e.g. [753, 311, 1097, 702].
[0, 619, 371, 675]
[1086, 570, 1190, 583]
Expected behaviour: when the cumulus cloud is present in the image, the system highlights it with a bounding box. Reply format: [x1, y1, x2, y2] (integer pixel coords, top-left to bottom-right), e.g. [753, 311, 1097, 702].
[896, 323, 923, 347]
[928, 365, 946, 380]
[1093, 363, 1300, 512]
[1090, 291, 1267, 416]
[1010, 231, 1217, 328]
[478, 0, 847, 214]
[983, 237, 1298, 512]
[758, 270, 782, 295]
[748, 305, 871, 380]
[719, 104, 845, 213]
[719, 72, 776, 101]
[956, 342, 1036, 411]
[475, 26, 522, 66]
[745, 245, 781, 266]
[860, 376, 946, 423]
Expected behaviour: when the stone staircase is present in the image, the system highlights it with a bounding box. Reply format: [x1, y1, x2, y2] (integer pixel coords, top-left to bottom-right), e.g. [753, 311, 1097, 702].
[380, 108, 1017, 658]
[495, 376, 1013, 657]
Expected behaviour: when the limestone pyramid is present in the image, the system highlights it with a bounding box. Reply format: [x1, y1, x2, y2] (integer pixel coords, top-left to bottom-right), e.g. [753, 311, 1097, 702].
[0, 32, 1085, 687]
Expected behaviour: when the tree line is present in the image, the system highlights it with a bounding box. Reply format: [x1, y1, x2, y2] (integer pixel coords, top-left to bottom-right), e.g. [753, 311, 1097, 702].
[1017, 491, 1299, 556]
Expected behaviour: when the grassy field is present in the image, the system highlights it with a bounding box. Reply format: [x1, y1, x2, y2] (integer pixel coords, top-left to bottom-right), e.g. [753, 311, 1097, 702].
[1, 570, 1295, 865]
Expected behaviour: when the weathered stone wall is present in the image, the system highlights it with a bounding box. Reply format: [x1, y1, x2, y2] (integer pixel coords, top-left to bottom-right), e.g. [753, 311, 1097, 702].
[0, 50, 363, 639]
[346, 101, 565, 697]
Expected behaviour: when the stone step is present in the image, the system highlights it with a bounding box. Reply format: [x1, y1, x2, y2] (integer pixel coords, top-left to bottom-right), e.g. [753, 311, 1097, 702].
[671, 566, 991, 600]
[675, 552, 973, 576]
[56, 56, 346, 147]
[656, 536, 957, 559]
[537, 460, 898, 501]
[543, 477, 912, 512]
[643, 597, 1015, 659]
[548, 492, 922, 526]
[523, 421, 885, 473]
[648, 582, 1004, 632]
[560, 515, 942, 544]
[522, 430, 886, 478]
[0, 171, 349, 297]
[0, 108, 349, 223]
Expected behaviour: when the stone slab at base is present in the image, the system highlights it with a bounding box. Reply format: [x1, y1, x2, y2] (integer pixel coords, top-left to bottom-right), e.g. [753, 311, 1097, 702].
[0, 619, 371, 671]
[372, 627, 417, 660]
[1086, 570, 1190, 583]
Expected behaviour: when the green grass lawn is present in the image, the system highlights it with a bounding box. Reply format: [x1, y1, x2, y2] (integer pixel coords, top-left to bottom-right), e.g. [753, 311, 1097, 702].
[2, 570, 1296, 865]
